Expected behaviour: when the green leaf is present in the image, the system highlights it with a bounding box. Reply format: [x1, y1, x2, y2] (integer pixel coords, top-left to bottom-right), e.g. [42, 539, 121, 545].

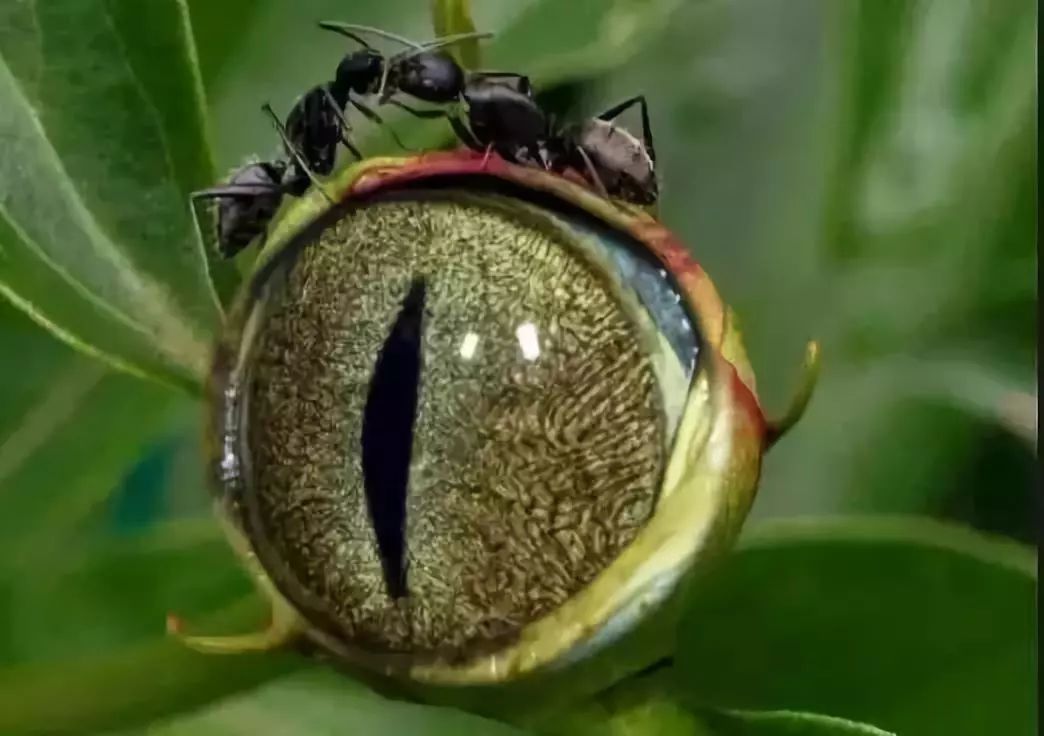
[140, 669, 531, 736]
[0, 614, 303, 736]
[0, 362, 177, 554]
[534, 667, 710, 736]
[431, 0, 480, 69]
[184, 0, 265, 94]
[675, 518, 1036, 736]
[0, 301, 187, 562]
[756, 354, 1035, 522]
[844, 355, 1037, 449]
[0, 522, 306, 735]
[1, 521, 247, 665]
[0, 0, 236, 391]
[700, 710, 895, 736]
[534, 667, 895, 736]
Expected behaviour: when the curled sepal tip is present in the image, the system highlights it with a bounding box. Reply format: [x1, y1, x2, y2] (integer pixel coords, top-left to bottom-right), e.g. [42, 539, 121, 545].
[765, 339, 821, 449]
[166, 603, 303, 655]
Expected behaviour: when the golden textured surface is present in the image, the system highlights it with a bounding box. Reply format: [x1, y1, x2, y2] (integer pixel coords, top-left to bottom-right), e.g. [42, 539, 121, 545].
[246, 195, 664, 659]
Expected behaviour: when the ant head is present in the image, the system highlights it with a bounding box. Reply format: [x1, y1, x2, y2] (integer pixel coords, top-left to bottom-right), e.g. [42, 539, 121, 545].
[335, 50, 384, 95]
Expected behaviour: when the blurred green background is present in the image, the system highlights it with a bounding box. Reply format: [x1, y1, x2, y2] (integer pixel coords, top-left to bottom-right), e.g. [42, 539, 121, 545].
[0, 1, 1035, 734]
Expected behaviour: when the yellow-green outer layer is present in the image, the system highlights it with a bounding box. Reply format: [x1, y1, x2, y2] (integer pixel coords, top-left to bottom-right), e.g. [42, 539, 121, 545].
[205, 150, 769, 686]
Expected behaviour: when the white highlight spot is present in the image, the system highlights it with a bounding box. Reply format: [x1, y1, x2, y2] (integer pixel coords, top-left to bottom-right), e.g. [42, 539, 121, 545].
[459, 332, 480, 360]
[516, 322, 541, 361]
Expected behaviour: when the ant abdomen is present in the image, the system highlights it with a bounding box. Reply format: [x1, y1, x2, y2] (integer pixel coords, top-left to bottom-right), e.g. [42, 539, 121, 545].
[575, 119, 657, 205]
[391, 52, 465, 103]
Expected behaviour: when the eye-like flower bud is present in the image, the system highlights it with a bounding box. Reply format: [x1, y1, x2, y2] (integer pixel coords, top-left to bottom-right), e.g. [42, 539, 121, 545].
[181, 150, 817, 686]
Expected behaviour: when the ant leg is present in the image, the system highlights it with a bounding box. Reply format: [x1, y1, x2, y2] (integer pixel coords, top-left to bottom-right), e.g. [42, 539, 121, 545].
[319, 86, 364, 161]
[447, 116, 484, 152]
[348, 98, 415, 152]
[340, 135, 364, 162]
[386, 99, 449, 120]
[190, 184, 281, 200]
[385, 100, 481, 152]
[260, 103, 333, 203]
[480, 143, 495, 169]
[385, 99, 477, 152]
[575, 146, 611, 200]
[597, 95, 656, 165]
[539, 146, 552, 171]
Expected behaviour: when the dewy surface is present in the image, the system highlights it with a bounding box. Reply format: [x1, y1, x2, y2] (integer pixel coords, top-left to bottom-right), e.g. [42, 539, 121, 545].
[246, 194, 665, 659]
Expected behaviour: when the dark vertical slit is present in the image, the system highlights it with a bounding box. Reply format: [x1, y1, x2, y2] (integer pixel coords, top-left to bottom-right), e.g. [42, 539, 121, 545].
[361, 277, 426, 599]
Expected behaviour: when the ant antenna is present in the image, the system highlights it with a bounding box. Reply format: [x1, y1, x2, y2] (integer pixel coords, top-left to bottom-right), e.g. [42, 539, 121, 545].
[415, 30, 495, 51]
[260, 103, 333, 204]
[316, 22, 422, 49]
[317, 23, 376, 51]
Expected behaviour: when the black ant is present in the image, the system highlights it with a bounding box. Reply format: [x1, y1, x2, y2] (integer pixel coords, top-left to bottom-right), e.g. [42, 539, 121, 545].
[448, 80, 659, 205]
[189, 104, 331, 259]
[299, 24, 493, 167]
[231, 27, 489, 204]
[190, 26, 491, 259]
[318, 23, 498, 108]
[317, 36, 659, 205]
[270, 25, 492, 180]
[318, 23, 541, 153]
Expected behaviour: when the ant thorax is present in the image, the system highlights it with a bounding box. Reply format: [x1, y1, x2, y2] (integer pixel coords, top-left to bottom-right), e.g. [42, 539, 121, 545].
[576, 119, 655, 191]
[334, 51, 383, 97]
